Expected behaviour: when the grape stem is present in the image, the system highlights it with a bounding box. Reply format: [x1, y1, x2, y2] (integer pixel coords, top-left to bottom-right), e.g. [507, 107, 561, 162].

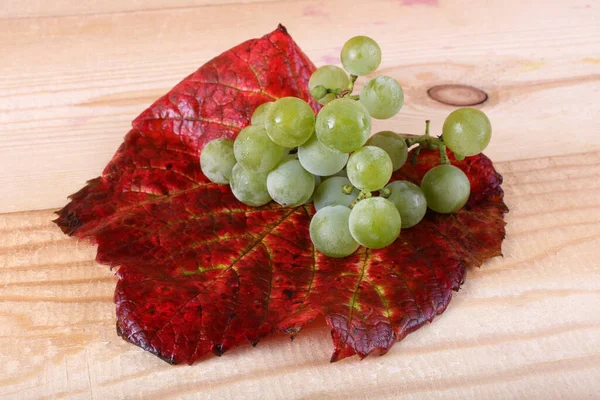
[348, 74, 358, 91]
[379, 187, 391, 198]
[315, 78, 357, 98]
[338, 74, 358, 98]
[318, 86, 343, 97]
[438, 143, 450, 164]
[349, 190, 372, 209]
[342, 186, 391, 201]
[342, 184, 355, 195]
[399, 120, 451, 166]
[410, 144, 421, 166]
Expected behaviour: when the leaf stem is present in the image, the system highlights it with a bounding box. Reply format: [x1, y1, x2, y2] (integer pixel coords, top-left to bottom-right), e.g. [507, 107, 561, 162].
[342, 184, 355, 195]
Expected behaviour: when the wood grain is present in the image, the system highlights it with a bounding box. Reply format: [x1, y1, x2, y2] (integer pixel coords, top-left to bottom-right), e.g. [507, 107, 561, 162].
[1, 0, 600, 398]
[1, 151, 599, 399]
[0, 0, 275, 19]
[1, 0, 599, 213]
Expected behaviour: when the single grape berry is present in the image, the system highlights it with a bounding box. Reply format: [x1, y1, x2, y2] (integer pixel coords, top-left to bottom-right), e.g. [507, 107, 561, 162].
[442, 108, 492, 157]
[200, 138, 237, 184]
[310, 205, 360, 258]
[251, 102, 273, 125]
[340, 36, 382, 76]
[325, 168, 348, 179]
[229, 163, 272, 207]
[310, 86, 328, 102]
[420, 164, 471, 214]
[313, 176, 359, 211]
[298, 134, 349, 176]
[365, 131, 408, 171]
[308, 65, 350, 104]
[315, 98, 371, 153]
[360, 76, 404, 119]
[349, 197, 401, 249]
[313, 174, 322, 189]
[385, 181, 427, 228]
[305, 174, 322, 204]
[265, 97, 315, 147]
[267, 159, 315, 206]
[233, 125, 284, 172]
[346, 146, 393, 191]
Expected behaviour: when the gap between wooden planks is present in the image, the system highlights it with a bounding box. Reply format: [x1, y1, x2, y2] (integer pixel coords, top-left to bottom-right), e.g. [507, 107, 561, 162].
[1, 151, 599, 399]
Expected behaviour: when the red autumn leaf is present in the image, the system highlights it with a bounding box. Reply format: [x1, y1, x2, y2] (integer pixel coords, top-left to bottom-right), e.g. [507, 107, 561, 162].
[54, 25, 508, 364]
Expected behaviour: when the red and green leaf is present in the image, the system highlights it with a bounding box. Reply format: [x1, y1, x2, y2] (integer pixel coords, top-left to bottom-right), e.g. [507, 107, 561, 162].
[54, 25, 507, 364]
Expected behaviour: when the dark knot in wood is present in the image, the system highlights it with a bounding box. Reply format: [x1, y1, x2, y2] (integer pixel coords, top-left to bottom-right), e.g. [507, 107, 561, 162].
[427, 84, 488, 106]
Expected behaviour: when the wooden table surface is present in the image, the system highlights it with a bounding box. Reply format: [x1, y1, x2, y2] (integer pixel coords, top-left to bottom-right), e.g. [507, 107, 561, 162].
[1, 0, 599, 398]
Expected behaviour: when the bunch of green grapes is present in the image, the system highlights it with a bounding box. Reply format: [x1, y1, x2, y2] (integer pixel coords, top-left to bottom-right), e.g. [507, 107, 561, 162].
[199, 95, 318, 207]
[200, 35, 492, 259]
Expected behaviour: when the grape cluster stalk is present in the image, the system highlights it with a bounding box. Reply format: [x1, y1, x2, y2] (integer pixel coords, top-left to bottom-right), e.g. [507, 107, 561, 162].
[200, 35, 492, 258]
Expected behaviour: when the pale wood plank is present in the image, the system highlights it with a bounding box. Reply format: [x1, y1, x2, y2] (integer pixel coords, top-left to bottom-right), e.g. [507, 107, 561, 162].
[2, 1, 599, 398]
[0, 0, 279, 19]
[1, 0, 599, 213]
[1, 151, 599, 399]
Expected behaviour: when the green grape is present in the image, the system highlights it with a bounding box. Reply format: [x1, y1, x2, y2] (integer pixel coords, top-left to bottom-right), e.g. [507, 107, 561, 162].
[365, 131, 408, 171]
[267, 159, 315, 206]
[348, 197, 401, 249]
[308, 65, 350, 104]
[310, 205, 360, 258]
[321, 168, 348, 181]
[313, 174, 322, 189]
[346, 146, 392, 191]
[313, 177, 359, 211]
[233, 125, 285, 172]
[442, 108, 492, 156]
[385, 181, 427, 228]
[265, 97, 315, 147]
[360, 76, 404, 119]
[200, 138, 236, 184]
[310, 86, 328, 102]
[230, 163, 271, 206]
[420, 164, 470, 214]
[340, 36, 382, 76]
[315, 98, 371, 153]
[251, 102, 273, 125]
[298, 134, 349, 176]
[306, 174, 322, 204]
[331, 168, 348, 179]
